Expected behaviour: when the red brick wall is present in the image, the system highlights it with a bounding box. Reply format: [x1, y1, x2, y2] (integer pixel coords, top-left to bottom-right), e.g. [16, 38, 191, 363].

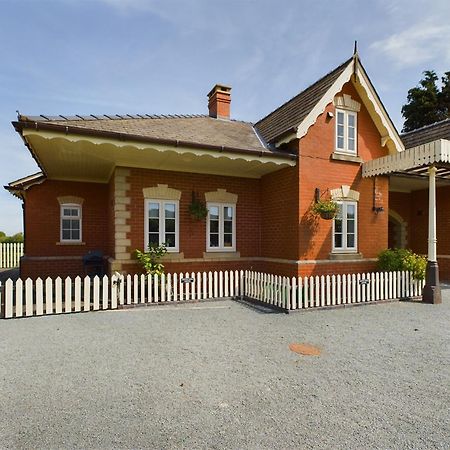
[127, 168, 261, 258]
[21, 180, 109, 278]
[297, 81, 389, 263]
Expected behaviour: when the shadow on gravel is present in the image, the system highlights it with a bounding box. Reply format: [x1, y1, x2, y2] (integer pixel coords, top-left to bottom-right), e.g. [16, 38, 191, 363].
[233, 297, 286, 314]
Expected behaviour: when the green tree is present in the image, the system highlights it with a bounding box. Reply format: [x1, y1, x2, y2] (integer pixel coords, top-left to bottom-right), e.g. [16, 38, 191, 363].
[401, 71, 442, 132]
[438, 71, 450, 118]
[0, 231, 6, 242]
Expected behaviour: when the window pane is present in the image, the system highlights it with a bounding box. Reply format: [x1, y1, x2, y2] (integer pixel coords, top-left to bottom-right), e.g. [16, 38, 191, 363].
[347, 204, 355, 219]
[348, 138, 355, 151]
[210, 220, 219, 233]
[149, 203, 159, 218]
[334, 219, 342, 233]
[224, 221, 232, 233]
[348, 114, 355, 127]
[347, 220, 355, 233]
[347, 234, 355, 248]
[71, 209, 79, 217]
[62, 230, 71, 240]
[336, 204, 343, 219]
[165, 234, 175, 248]
[149, 233, 159, 245]
[337, 111, 344, 125]
[72, 230, 80, 240]
[337, 137, 344, 149]
[165, 219, 175, 233]
[165, 203, 175, 219]
[348, 127, 355, 139]
[224, 234, 233, 247]
[62, 219, 71, 229]
[209, 206, 219, 220]
[334, 233, 342, 248]
[224, 207, 233, 220]
[149, 218, 159, 233]
[210, 234, 219, 247]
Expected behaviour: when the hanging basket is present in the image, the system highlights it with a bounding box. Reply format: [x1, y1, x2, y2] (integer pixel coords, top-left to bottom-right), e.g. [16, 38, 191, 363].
[319, 211, 336, 220]
[188, 191, 208, 220]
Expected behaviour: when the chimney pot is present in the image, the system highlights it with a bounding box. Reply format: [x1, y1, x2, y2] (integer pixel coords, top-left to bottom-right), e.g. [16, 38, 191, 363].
[207, 84, 231, 119]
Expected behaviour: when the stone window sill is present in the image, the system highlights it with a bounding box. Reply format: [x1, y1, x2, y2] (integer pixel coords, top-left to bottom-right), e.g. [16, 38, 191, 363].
[330, 153, 363, 164]
[161, 252, 185, 262]
[203, 251, 240, 259]
[56, 241, 86, 246]
[329, 252, 363, 261]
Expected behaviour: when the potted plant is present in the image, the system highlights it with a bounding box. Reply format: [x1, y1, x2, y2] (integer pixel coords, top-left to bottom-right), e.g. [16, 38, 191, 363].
[188, 192, 208, 220]
[312, 199, 338, 220]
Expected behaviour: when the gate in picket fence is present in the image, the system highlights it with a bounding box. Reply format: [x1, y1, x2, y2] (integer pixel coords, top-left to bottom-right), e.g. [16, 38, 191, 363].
[0, 269, 424, 319]
[243, 270, 424, 311]
[0, 243, 24, 268]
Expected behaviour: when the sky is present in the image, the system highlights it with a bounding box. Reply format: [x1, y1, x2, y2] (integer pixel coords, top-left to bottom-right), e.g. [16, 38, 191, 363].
[0, 0, 449, 235]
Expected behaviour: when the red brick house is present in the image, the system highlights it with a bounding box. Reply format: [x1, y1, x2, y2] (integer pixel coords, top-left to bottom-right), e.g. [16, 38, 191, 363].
[5, 53, 412, 280]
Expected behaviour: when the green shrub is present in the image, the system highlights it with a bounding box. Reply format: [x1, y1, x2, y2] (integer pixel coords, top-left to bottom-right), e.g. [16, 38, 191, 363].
[377, 248, 427, 280]
[135, 243, 168, 276]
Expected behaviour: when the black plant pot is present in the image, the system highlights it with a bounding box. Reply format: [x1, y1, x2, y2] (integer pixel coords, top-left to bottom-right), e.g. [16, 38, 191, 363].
[319, 211, 336, 220]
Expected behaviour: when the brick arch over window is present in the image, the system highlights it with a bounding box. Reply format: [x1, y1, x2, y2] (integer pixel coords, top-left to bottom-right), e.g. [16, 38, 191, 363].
[330, 185, 360, 202]
[204, 189, 238, 203]
[57, 196, 84, 205]
[388, 209, 408, 249]
[142, 184, 181, 201]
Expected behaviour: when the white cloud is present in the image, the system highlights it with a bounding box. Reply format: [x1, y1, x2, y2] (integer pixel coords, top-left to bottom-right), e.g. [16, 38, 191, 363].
[371, 20, 450, 68]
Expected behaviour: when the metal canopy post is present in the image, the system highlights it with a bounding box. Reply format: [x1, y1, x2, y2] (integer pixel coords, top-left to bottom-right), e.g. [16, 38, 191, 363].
[422, 166, 442, 304]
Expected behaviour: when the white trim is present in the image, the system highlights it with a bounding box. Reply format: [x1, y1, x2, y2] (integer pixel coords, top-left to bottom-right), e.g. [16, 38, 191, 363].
[60, 203, 82, 243]
[335, 108, 357, 155]
[363, 139, 450, 177]
[144, 199, 179, 252]
[206, 202, 236, 252]
[296, 58, 404, 154]
[332, 201, 357, 253]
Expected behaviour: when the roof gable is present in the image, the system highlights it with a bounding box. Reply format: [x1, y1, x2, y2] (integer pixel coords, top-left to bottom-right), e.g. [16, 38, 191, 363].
[255, 55, 404, 154]
[254, 58, 352, 143]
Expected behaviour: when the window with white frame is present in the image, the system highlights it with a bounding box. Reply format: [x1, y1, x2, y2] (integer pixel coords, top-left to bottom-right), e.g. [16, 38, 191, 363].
[207, 203, 235, 251]
[333, 201, 357, 252]
[145, 199, 179, 251]
[335, 109, 357, 154]
[60, 204, 82, 242]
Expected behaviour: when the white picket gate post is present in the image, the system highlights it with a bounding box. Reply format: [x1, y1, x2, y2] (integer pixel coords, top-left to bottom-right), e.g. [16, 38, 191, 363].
[65, 277, 72, 313]
[25, 278, 33, 316]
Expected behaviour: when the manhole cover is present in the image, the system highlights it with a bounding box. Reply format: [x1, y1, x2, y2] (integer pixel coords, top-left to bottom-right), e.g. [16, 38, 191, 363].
[289, 343, 321, 356]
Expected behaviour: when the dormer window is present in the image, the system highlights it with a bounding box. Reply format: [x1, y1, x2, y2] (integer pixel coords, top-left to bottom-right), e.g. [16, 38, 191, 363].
[336, 109, 357, 155]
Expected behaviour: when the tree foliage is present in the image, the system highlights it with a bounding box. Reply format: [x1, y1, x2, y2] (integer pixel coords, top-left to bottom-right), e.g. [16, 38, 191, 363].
[0, 231, 23, 243]
[401, 70, 450, 132]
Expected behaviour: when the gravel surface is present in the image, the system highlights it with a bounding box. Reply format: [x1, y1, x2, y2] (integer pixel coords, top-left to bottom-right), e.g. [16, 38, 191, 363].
[1, 293, 449, 449]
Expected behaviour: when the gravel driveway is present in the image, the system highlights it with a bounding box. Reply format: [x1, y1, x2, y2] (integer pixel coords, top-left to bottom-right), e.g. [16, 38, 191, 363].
[1, 292, 449, 449]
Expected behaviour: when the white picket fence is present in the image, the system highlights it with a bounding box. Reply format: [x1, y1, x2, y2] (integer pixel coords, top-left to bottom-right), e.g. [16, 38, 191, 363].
[0, 269, 424, 319]
[0, 243, 24, 268]
[0, 270, 243, 319]
[244, 270, 425, 311]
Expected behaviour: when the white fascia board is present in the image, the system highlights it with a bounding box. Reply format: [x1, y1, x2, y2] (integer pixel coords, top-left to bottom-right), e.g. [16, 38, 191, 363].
[295, 58, 404, 154]
[354, 60, 404, 153]
[296, 61, 354, 140]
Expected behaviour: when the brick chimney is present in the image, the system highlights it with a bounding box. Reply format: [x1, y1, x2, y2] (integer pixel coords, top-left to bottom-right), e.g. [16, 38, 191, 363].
[207, 84, 231, 119]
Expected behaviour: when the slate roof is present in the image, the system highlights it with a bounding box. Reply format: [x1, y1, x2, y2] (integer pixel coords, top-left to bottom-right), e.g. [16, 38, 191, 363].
[254, 57, 352, 143]
[18, 113, 274, 155]
[401, 119, 450, 149]
[16, 57, 356, 156]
